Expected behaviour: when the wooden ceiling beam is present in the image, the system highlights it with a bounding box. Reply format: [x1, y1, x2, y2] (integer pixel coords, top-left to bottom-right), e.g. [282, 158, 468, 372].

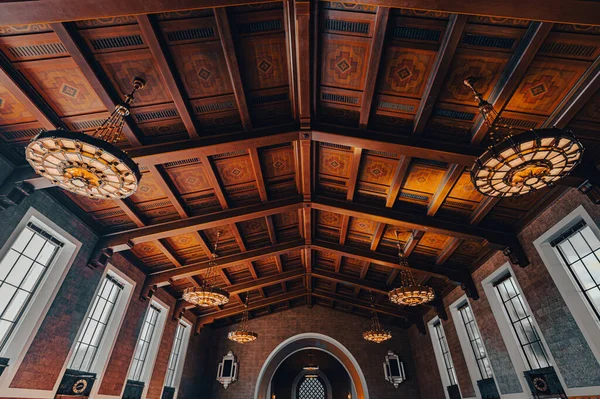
[275, 254, 284, 273]
[249, 148, 268, 202]
[339, 214, 350, 245]
[312, 240, 461, 282]
[413, 14, 467, 136]
[4, 0, 600, 27]
[214, 8, 252, 130]
[198, 154, 229, 209]
[386, 155, 411, 208]
[291, 0, 311, 128]
[312, 129, 479, 166]
[436, 237, 462, 266]
[266, 216, 278, 245]
[51, 22, 142, 146]
[359, 261, 370, 279]
[283, 0, 298, 121]
[197, 290, 308, 327]
[544, 55, 600, 129]
[312, 196, 519, 248]
[370, 222, 386, 251]
[146, 165, 189, 219]
[427, 164, 464, 216]
[99, 197, 303, 251]
[346, 147, 363, 201]
[0, 51, 65, 131]
[385, 229, 422, 285]
[470, 197, 500, 225]
[471, 22, 553, 145]
[312, 290, 409, 320]
[299, 132, 312, 200]
[143, 240, 305, 294]
[136, 15, 199, 140]
[334, 254, 342, 273]
[359, 7, 390, 129]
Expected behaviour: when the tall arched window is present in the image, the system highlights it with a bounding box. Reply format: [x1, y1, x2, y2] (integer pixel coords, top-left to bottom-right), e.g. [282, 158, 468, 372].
[298, 377, 325, 399]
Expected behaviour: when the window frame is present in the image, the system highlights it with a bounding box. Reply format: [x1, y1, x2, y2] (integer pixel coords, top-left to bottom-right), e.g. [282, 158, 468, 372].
[59, 265, 134, 399]
[450, 295, 500, 399]
[126, 298, 167, 398]
[482, 263, 565, 398]
[162, 317, 191, 396]
[428, 316, 460, 399]
[534, 205, 600, 365]
[0, 208, 80, 398]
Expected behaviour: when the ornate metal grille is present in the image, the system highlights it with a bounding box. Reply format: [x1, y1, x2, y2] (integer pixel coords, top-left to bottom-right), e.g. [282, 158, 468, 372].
[298, 377, 325, 399]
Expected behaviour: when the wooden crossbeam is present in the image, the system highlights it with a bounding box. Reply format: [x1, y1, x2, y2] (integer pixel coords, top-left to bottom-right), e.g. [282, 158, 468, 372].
[197, 290, 308, 327]
[214, 8, 252, 130]
[312, 196, 519, 249]
[346, 147, 363, 201]
[339, 215, 350, 245]
[471, 22, 553, 145]
[427, 164, 464, 216]
[99, 197, 303, 251]
[370, 223, 386, 251]
[359, 7, 390, 129]
[386, 156, 411, 208]
[136, 15, 199, 139]
[299, 131, 312, 200]
[199, 154, 229, 209]
[435, 237, 462, 266]
[413, 14, 467, 135]
[146, 165, 188, 219]
[312, 290, 409, 320]
[51, 22, 142, 146]
[249, 148, 269, 202]
[292, 0, 311, 128]
[266, 216, 278, 245]
[312, 240, 461, 282]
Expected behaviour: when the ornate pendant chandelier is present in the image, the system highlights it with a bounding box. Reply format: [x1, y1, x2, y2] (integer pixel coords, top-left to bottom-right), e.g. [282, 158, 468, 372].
[183, 231, 230, 307]
[303, 353, 319, 372]
[388, 231, 435, 307]
[25, 78, 146, 199]
[464, 78, 584, 198]
[227, 293, 258, 344]
[363, 295, 392, 343]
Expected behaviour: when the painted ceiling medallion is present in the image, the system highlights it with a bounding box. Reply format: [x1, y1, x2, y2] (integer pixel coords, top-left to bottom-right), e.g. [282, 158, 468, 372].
[227, 293, 258, 344]
[182, 231, 230, 308]
[464, 78, 584, 198]
[388, 231, 435, 307]
[25, 78, 145, 199]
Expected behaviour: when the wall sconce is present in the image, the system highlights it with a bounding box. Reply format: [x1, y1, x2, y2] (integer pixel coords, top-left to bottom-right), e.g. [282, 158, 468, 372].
[216, 351, 238, 389]
[383, 350, 406, 388]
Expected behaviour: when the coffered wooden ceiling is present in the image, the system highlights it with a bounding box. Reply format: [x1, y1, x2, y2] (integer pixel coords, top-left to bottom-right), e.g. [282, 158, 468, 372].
[1, 0, 599, 331]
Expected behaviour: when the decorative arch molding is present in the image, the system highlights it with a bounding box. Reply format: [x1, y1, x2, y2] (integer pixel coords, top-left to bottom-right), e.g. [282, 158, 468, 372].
[254, 333, 369, 399]
[292, 369, 332, 399]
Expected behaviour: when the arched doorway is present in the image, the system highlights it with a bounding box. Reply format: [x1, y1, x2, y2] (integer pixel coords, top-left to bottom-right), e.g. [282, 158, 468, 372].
[254, 333, 369, 399]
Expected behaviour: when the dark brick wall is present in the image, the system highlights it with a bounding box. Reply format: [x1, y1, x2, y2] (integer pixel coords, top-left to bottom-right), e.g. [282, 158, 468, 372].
[179, 323, 218, 399]
[408, 324, 446, 399]
[413, 188, 600, 396]
[203, 305, 421, 399]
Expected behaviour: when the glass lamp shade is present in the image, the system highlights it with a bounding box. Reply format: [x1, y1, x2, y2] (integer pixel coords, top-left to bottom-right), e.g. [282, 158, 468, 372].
[25, 129, 141, 199]
[362, 329, 392, 344]
[388, 285, 435, 306]
[182, 286, 230, 307]
[227, 329, 258, 344]
[471, 128, 583, 197]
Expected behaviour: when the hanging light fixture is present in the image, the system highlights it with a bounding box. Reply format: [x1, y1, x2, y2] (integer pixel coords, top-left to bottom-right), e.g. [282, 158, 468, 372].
[25, 78, 146, 199]
[363, 293, 392, 343]
[183, 231, 230, 307]
[228, 292, 258, 344]
[464, 78, 584, 198]
[388, 231, 435, 307]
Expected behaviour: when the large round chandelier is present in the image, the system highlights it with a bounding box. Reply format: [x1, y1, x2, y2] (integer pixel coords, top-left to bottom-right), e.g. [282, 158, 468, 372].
[25, 78, 145, 199]
[388, 232, 435, 307]
[465, 78, 584, 198]
[363, 296, 392, 343]
[183, 231, 230, 307]
[227, 293, 258, 344]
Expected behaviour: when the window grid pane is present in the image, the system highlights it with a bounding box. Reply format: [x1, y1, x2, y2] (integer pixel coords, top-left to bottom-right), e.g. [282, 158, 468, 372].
[129, 305, 160, 381]
[68, 275, 123, 372]
[0, 223, 62, 351]
[434, 322, 458, 385]
[458, 304, 493, 379]
[164, 323, 186, 387]
[495, 276, 550, 370]
[556, 225, 600, 321]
